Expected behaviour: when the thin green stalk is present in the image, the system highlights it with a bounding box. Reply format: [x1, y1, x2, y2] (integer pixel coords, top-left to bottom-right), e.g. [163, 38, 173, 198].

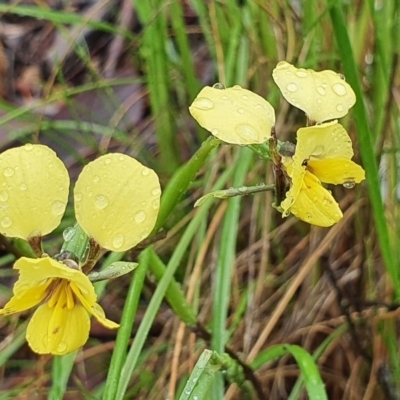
[211, 147, 253, 399]
[328, 1, 399, 297]
[49, 352, 77, 400]
[102, 248, 151, 400]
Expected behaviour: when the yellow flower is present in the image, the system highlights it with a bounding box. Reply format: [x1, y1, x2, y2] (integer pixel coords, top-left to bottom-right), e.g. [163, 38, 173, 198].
[0, 144, 161, 354]
[272, 61, 356, 123]
[280, 121, 365, 227]
[189, 84, 275, 145]
[0, 257, 118, 355]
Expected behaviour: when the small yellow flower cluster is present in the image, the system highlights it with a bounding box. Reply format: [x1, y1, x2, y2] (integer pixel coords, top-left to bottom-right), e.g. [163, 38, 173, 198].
[189, 61, 365, 227]
[0, 145, 161, 355]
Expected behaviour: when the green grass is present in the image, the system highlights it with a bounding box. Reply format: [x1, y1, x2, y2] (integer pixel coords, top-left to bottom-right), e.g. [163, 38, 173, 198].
[0, 0, 399, 399]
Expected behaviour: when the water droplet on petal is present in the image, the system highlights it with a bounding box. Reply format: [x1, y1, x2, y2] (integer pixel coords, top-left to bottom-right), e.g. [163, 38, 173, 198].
[237, 108, 245, 114]
[141, 167, 151, 177]
[332, 83, 347, 96]
[213, 83, 225, 89]
[24, 143, 33, 151]
[152, 199, 160, 209]
[0, 191, 8, 201]
[93, 175, 100, 183]
[51, 200, 65, 216]
[232, 85, 242, 90]
[336, 104, 343, 112]
[295, 70, 308, 78]
[241, 95, 248, 100]
[343, 180, 355, 189]
[221, 95, 228, 100]
[286, 83, 298, 92]
[317, 86, 326, 96]
[192, 97, 214, 111]
[134, 210, 146, 223]
[235, 123, 259, 142]
[20, 183, 27, 191]
[56, 342, 68, 353]
[105, 158, 112, 165]
[113, 234, 125, 249]
[118, 155, 125, 161]
[152, 187, 161, 196]
[75, 192, 83, 201]
[94, 194, 109, 210]
[1, 216, 12, 228]
[3, 167, 14, 177]
[211, 128, 220, 136]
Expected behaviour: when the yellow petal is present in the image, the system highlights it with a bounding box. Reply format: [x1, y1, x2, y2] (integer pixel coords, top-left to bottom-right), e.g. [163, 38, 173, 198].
[296, 122, 354, 162]
[284, 171, 343, 227]
[71, 282, 119, 329]
[74, 154, 161, 252]
[13, 256, 98, 305]
[0, 144, 69, 240]
[27, 300, 90, 355]
[0, 281, 50, 315]
[272, 61, 356, 123]
[307, 159, 365, 185]
[189, 85, 275, 144]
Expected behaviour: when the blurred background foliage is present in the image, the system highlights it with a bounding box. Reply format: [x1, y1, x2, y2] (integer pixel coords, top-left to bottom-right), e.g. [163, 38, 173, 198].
[0, 0, 400, 399]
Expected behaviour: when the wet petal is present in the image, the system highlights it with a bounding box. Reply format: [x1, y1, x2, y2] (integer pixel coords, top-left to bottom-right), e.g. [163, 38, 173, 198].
[296, 122, 354, 162]
[0, 144, 69, 240]
[272, 61, 356, 122]
[308, 159, 365, 185]
[285, 171, 343, 227]
[74, 153, 161, 252]
[189, 85, 275, 144]
[27, 299, 90, 355]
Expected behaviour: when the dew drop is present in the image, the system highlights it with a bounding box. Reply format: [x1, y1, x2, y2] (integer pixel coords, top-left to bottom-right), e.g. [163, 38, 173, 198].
[134, 210, 146, 223]
[232, 85, 242, 90]
[51, 200, 65, 216]
[93, 175, 100, 183]
[235, 123, 259, 141]
[105, 158, 112, 165]
[295, 70, 308, 78]
[0, 191, 8, 201]
[24, 143, 33, 151]
[152, 199, 160, 209]
[94, 194, 109, 210]
[63, 227, 75, 242]
[3, 167, 14, 177]
[211, 128, 220, 136]
[20, 183, 27, 191]
[75, 192, 83, 201]
[221, 95, 228, 100]
[238, 186, 248, 193]
[213, 82, 225, 90]
[286, 83, 298, 92]
[1, 216, 12, 228]
[152, 187, 161, 196]
[237, 108, 245, 114]
[192, 97, 214, 111]
[332, 83, 347, 96]
[113, 234, 125, 249]
[317, 86, 326, 96]
[343, 180, 355, 189]
[118, 155, 125, 161]
[336, 104, 343, 112]
[241, 95, 248, 100]
[56, 342, 68, 353]
[142, 168, 150, 176]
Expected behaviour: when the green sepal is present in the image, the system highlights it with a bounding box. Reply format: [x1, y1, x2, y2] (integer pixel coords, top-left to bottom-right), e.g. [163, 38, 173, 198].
[88, 262, 138, 282]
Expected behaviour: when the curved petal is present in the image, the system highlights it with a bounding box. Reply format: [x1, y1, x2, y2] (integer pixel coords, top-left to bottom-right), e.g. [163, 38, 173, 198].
[0, 281, 50, 315]
[285, 171, 343, 227]
[189, 85, 275, 145]
[0, 144, 69, 240]
[71, 282, 119, 329]
[272, 61, 355, 123]
[27, 300, 90, 355]
[308, 159, 365, 185]
[74, 154, 161, 252]
[296, 122, 354, 162]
